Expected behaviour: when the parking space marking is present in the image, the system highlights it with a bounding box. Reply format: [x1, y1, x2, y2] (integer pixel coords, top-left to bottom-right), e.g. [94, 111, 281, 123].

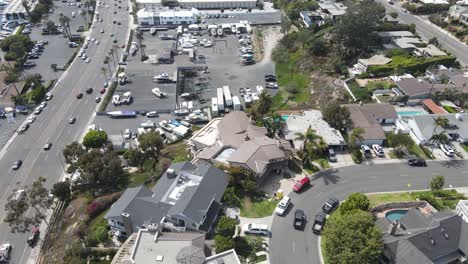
[400, 174, 408, 177]
[292, 240, 295, 253]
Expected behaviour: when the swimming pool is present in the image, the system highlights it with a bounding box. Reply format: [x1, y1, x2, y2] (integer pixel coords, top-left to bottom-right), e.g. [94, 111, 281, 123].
[385, 210, 409, 222]
[397, 111, 425, 116]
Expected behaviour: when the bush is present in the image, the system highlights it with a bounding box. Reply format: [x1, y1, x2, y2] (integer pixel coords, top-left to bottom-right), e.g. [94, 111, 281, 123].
[214, 235, 235, 253]
[222, 187, 240, 207]
[405, 3, 450, 14]
[86, 193, 122, 219]
[28, 84, 46, 104]
[368, 56, 457, 77]
[415, 193, 442, 210]
[341, 193, 370, 213]
[216, 216, 237, 237]
[351, 148, 362, 164]
[419, 144, 434, 159]
[83, 130, 108, 148]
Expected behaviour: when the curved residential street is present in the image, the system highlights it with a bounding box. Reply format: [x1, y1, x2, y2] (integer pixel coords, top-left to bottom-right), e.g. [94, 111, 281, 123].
[270, 160, 468, 264]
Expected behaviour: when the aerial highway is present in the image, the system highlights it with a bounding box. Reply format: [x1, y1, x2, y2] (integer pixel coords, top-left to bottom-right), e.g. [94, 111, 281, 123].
[270, 160, 468, 264]
[0, 2, 129, 263]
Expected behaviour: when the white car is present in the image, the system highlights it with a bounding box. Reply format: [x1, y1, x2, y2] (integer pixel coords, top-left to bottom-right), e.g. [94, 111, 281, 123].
[440, 144, 455, 157]
[0, 242, 12, 262]
[372, 144, 385, 157]
[12, 189, 26, 201]
[146, 111, 159, 117]
[81, 54, 87, 60]
[95, 40, 99, 45]
[141, 121, 155, 128]
[34, 107, 42, 114]
[39, 101, 47, 109]
[242, 223, 269, 236]
[26, 116, 36, 124]
[275, 196, 291, 216]
[45, 92, 53, 100]
[123, 129, 131, 139]
[85, 58, 91, 63]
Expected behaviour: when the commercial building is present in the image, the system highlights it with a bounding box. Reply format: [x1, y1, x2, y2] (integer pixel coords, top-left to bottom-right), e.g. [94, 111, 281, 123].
[104, 161, 229, 238]
[136, 7, 198, 26]
[189, 111, 291, 186]
[178, 0, 257, 10]
[2, 0, 36, 22]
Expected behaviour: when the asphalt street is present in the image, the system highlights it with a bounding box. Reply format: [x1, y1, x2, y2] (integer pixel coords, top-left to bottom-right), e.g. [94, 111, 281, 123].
[378, 0, 468, 66]
[0, 0, 129, 263]
[270, 160, 468, 264]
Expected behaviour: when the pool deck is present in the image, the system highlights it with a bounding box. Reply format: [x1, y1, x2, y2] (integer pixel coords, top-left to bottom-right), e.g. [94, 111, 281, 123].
[375, 204, 434, 219]
[395, 106, 428, 116]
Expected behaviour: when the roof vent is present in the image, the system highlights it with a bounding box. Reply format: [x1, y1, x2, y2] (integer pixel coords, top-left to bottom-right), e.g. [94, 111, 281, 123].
[156, 255, 164, 262]
[166, 168, 176, 178]
[456, 113, 462, 121]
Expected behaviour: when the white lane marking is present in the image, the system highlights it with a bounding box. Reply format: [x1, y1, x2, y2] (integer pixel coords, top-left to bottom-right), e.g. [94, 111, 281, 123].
[292, 240, 295, 253]
[44, 154, 49, 160]
[400, 174, 408, 177]
[51, 104, 56, 112]
[432, 172, 441, 175]
[369, 176, 377, 179]
[17, 243, 29, 264]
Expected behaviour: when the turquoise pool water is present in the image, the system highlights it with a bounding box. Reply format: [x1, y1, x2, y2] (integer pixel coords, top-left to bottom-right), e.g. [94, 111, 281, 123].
[281, 115, 289, 121]
[385, 210, 409, 222]
[397, 111, 425, 116]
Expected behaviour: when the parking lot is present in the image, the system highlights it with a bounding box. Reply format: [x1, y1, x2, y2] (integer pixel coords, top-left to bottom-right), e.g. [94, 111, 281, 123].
[23, 0, 92, 81]
[107, 27, 276, 114]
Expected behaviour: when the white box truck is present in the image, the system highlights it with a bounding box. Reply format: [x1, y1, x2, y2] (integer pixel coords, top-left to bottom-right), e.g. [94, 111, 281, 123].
[211, 97, 218, 116]
[217, 88, 224, 111]
[232, 96, 241, 111]
[256, 85, 264, 94]
[223, 86, 232, 107]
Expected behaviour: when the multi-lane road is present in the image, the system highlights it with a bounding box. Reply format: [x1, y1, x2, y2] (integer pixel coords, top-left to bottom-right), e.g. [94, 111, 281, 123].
[270, 160, 468, 264]
[0, 1, 129, 263]
[378, 0, 468, 65]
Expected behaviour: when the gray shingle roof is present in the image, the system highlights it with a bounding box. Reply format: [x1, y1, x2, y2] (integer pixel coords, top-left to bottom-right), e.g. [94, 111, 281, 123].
[396, 78, 433, 97]
[343, 104, 397, 140]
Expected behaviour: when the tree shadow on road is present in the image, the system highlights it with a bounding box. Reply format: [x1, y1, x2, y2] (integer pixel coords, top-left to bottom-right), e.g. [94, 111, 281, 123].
[439, 159, 465, 169]
[311, 169, 341, 185]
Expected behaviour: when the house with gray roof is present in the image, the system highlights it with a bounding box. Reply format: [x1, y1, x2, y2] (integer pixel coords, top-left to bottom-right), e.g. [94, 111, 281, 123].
[343, 104, 398, 146]
[397, 113, 468, 145]
[189, 111, 291, 186]
[380, 209, 468, 264]
[396, 78, 435, 99]
[110, 227, 241, 264]
[104, 161, 229, 238]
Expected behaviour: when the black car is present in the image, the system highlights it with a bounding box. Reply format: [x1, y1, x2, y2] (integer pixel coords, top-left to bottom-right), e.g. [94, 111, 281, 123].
[86, 88, 93, 94]
[312, 212, 326, 234]
[408, 158, 427, 167]
[322, 197, 339, 214]
[12, 160, 22, 170]
[95, 97, 101, 103]
[265, 74, 277, 82]
[76, 93, 83, 99]
[294, 209, 306, 230]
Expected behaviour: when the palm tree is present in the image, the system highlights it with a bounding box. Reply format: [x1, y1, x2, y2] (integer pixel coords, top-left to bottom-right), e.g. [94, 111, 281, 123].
[294, 127, 319, 151]
[135, 30, 145, 59]
[430, 116, 449, 150]
[59, 14, 72, 41]
[101, 67, 108, 82]
[430, 132, 449, 145]
[254, 92, 272, 120]
[263, 113, 283, 138]
[104, 56, 112, 76]
[349, 127, 365, 149]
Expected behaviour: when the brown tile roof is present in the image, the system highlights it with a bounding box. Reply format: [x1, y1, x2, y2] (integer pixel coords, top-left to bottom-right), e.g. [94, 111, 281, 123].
[422, 99, 447, 114]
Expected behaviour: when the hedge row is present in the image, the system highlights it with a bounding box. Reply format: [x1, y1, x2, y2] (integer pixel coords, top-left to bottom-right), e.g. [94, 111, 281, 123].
[368, 56, 457, 77]
[405, 3, 450, 14]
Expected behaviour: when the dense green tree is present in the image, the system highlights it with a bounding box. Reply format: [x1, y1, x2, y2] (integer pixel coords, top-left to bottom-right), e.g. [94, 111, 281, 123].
[340, 192, 370, 213]
[83, 130, 108, 149]
[222, 187, 240, 207]
[76, 150, 128, 195]
[386, 132, 414, 157]
[333, 0, 385, 58]
[0, 35, 34, 52]
[125, 148, 145, 169]
[430, 175, 445, 193]
[216, 216, 237, 237]
[214, 235, 235, 253]
[251, 92, 272, 122]
[322, 103, 352, 131]
[348, 127, 365, 149]
[138, 130, 164, 171]
[51, 181, 71, 202]
[323, 210, 383, 264]
[63, 142, 86, 164]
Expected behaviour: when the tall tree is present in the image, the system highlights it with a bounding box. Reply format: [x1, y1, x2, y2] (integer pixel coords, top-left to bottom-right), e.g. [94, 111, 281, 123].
[59, 14, 72, 41]
[430, 175, 445, 193]
[323, 210, 383, 264]
[138, 130, 164, 171]
[322, 103, 352, 131]
[4, 177, 53, 233]
[349, 127, 365, 149]
[251, 92, 273, 122]
[51, 181, 71, 202]
[63, 141, 86, 164]
[340, 192, 370, 214]
[83, 130, 108, 149]
[430, 116, 449, 153]
[333, 0, 385, 58]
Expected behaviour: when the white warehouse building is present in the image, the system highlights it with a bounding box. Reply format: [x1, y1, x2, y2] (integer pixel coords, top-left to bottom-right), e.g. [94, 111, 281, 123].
[137, 7, 198, 26]
[178, 0, 257, 9]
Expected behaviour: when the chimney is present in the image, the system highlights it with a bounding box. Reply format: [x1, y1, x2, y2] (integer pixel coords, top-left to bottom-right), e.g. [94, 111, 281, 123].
[121, 212, 134, 235]
[166, 168, 176, 178]
[389, 221, 398, 236]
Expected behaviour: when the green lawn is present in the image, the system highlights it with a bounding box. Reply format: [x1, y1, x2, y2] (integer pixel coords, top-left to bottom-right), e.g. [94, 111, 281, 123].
[314, 158, 330, 169]
[409, 144, 431, 159]
[376, 94, 392, 102]
[443, 105, 457, 113]
[411, 190, 467, 210]
[256, 255, 267, 263]
[461, 143, 468, 153]
[239, 196, 278, 218]
[161, 141, 191, 163]
[367, 192, 416, 208]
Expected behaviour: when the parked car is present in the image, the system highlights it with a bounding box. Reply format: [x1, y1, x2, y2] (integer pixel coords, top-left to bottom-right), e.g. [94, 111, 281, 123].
[275, 196, 291, 216]
[265, 74, 277, 82]
[23, 61, 36, 67]
[328, 148, 337, 162]
[265, 82, 278, 89]
[26, 116, 36, 124]
[95, 97, 101, 103]
[361, 145, 372, 158]
[46, 92, 53, 100]
[76, 93, 83, 99]
[322, 197, 339, 214]
[293, 209, 306, 230]
[34, 107, 42, 114]
[243, 223, 269, 236]
[123, 129, 131, 139]
[86, 88, 93, 94]
[146, 111, 159, 117]
[27, 226, 40, 247]
[293, 176, 310, 193]
[18, 124, 30, 133]
[408, 158, 427, 167]
[312, 212, 326, 234]
[69, 117, 76, 124]
[372, 144, 385, 157]
[39, 101, 47, 109]
[100, 88, 106, 94]
[12, 160, 22, 170]
[439, 144, 455, 157]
